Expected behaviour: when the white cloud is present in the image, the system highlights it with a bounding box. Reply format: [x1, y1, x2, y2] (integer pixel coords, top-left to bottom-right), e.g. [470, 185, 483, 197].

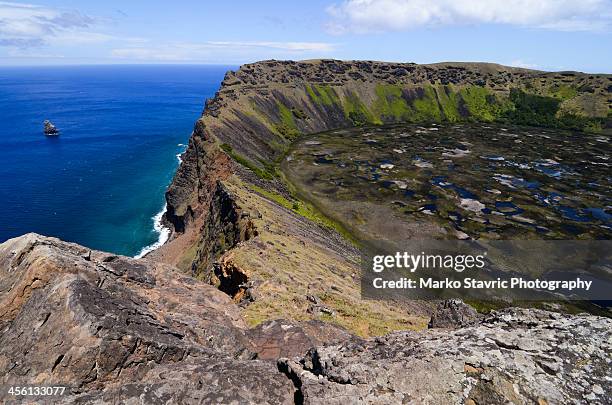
[0, 1, 113, 47]
[6, 46, 63, 57]
[111, 41, 336, 62]
[0, 2, 335, 63]
[326, 0, 612, 33]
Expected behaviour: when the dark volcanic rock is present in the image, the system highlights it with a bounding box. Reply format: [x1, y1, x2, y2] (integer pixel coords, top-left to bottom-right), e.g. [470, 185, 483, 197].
[65, 359, 295, 405]
[428, 299, 482, 329]
[43, 120, 59, 135]
[163, 119, 234, 235]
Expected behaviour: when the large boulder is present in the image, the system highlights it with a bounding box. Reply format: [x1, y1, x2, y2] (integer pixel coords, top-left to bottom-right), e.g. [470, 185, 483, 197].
[64, 359, 295, 405]
[247, 319, 357, 360]
[428, 299, 482, 329]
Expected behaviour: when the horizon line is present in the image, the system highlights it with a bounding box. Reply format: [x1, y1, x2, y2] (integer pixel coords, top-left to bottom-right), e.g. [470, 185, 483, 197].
[0, 59, 609, 75]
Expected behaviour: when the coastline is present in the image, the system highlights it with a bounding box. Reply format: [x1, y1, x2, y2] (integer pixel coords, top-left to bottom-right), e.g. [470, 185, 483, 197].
[176, 143, 186, 163]
[134, 203, 171, 259]
[134, 143, 187, 259]
[0, 65, 227, 256]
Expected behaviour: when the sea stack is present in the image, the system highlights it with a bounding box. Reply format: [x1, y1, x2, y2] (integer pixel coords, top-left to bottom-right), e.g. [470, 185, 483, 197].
[43, 120, 59, 136]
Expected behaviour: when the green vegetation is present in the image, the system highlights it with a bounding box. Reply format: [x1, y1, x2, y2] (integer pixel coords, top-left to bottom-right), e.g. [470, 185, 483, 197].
[558, 113, 604, 132]
[220, 143, 276, 180]
[466, 299, 612, 318]
[247, 183, 354, 242]
[582, 119, 603, 133]
[274, 102, 300, 139]
[372, 84, 411, 122]
[268, 139, 289, 154]
[306, 84, 340, 106]
[344, 92, 375, 126]
[412, 86, 443, 122]
[290, 107, 308, 119]
[435, 86, 462, 122]
[459, 86, 503, 121]
[504, 89, 560, 126]
[370, 84, 503, 124]
[303, 82, 606, 132]
[319, 292, 425, 336]
[258, 158, 279, 178]
[371, 84, 453, 123]
[502, 89, 604, 132]
[547, 84, 578, 100]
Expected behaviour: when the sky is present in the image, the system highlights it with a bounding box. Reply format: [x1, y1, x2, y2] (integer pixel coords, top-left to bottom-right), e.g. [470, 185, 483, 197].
[0, 0, 611, 72]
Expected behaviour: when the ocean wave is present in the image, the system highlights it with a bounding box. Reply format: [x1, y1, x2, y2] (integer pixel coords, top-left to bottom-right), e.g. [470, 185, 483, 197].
[176, 144, 187, 163]
[134, 204, 170, 259]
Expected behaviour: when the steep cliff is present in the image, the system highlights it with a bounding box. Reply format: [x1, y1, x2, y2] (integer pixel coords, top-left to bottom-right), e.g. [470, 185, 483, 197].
[157, 59, 610, 290]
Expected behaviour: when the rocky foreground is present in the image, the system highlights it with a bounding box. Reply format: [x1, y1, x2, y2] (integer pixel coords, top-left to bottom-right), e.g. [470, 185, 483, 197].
[1, 234, 610, 404]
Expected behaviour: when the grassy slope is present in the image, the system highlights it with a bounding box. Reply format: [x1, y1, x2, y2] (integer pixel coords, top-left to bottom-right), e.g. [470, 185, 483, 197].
[314, 82, 607, 132]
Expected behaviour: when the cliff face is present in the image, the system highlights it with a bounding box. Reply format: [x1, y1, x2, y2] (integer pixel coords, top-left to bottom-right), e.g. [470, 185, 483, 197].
[164, 120, 233, 234]
[208, 60, 609, 167]
[1, 234, 610, 404]
[159, 59, 610, 276]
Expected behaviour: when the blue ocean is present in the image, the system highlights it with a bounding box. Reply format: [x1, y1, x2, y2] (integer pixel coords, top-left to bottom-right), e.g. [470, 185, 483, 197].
[0, 65, 231, 256]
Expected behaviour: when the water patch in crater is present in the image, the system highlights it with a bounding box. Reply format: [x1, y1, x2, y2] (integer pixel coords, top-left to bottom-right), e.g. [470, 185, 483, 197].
[283, 122, 611, 240]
